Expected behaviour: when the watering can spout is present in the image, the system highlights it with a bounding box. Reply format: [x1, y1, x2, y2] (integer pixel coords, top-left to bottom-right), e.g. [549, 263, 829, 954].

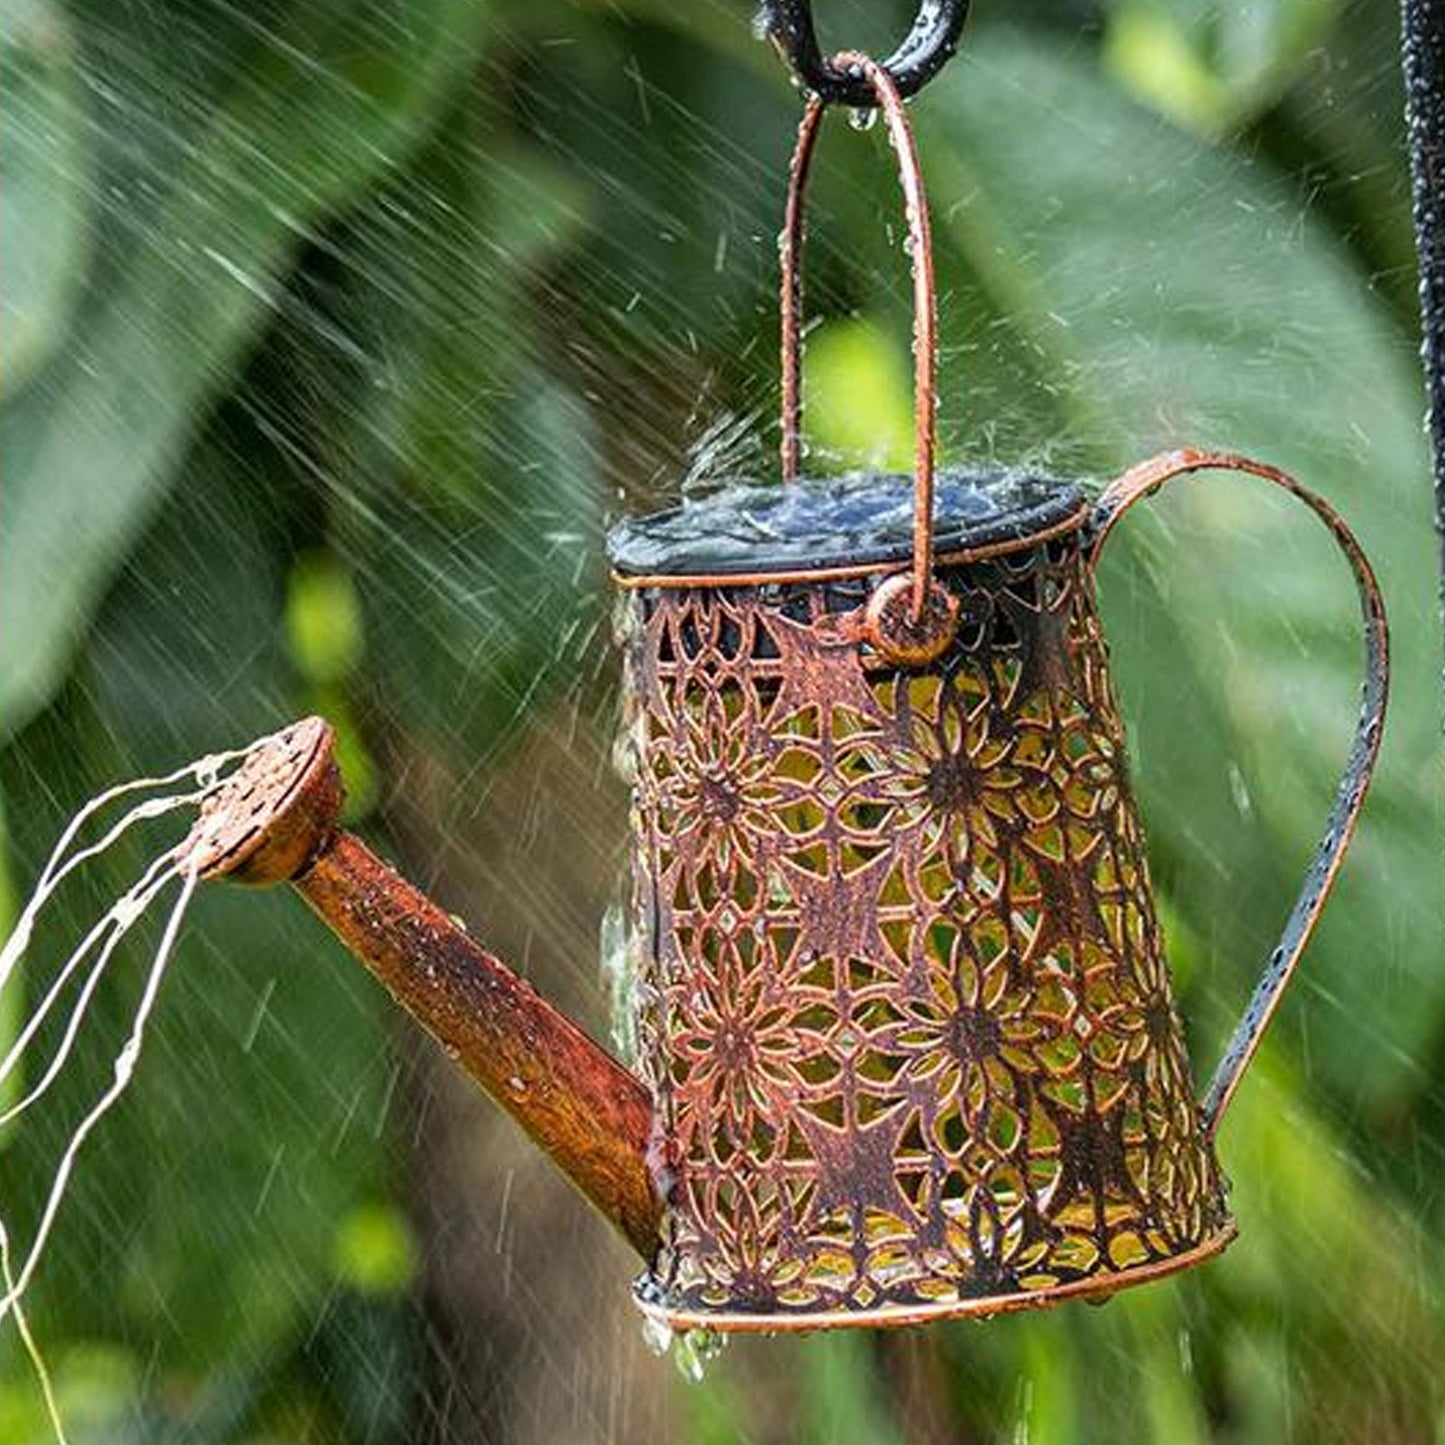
[183, 717, 664, 1261]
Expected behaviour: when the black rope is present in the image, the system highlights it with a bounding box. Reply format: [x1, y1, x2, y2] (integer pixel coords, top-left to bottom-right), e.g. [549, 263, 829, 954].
[1402, 0, 1445, 634]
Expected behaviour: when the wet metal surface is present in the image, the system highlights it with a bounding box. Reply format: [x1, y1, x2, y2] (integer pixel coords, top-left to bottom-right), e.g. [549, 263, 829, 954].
[184, 716, 340, 884]
[619, 516, 1233, 1328]
[192, 719, 664, 1260]
[616, 447, 1387, 1332]
[1089, 449, 1391, 1133]
[758, 0, 971, 107]
[782, 58, 940, 622]
[606, 469, 1085, 580]
[192, 30, 1392, 1337]
[1402, 0, 1445, 621]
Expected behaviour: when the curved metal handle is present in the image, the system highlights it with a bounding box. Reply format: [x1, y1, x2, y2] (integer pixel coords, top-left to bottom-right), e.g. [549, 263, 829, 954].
[1089, 448, 1390, 1137]
[780, 52, 941, 625]
[759, 1, 972, 106]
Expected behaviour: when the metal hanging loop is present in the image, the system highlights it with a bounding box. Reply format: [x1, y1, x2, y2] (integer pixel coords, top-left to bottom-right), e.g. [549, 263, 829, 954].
[779, 51, 945, 636]
[759, 0, 971, 107]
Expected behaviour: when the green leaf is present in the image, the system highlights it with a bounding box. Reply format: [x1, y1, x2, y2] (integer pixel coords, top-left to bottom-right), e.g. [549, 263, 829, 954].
[0, 1339, 138, 1444]
[0, 0, 497, 738]
[330, 1202, 416, 1296]
[1105, 0, 1345, 131]
[0, 0, 91, 398]
[352, 366, 605, 760]
[285, 552, 364, 687]
[1267, 1, 1420, 324]
[804, 316, 914, 473]
[797, 1332, 905, 1445]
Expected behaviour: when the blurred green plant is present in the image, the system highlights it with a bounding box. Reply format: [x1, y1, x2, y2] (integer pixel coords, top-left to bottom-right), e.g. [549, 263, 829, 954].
[1, 0, 1441, 1441]
[1104, 0, 1344, 132]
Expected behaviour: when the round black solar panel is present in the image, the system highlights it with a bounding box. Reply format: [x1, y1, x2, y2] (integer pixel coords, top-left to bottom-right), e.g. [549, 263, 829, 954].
[606, 467, 1087, 578]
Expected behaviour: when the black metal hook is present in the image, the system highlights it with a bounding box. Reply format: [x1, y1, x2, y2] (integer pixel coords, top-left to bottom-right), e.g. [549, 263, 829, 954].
[758, 1, 971, 106]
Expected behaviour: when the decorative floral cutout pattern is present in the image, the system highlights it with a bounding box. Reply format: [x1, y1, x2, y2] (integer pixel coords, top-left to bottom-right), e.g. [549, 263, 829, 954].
[622, 539, 1229, 1321]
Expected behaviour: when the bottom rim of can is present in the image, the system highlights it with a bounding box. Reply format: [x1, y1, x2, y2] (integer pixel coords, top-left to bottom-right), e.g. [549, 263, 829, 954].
[633, 1220, 1237, 1335]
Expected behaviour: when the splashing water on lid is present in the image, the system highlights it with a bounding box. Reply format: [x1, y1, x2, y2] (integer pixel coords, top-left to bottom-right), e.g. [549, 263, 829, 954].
[606, 466, 1086, 578]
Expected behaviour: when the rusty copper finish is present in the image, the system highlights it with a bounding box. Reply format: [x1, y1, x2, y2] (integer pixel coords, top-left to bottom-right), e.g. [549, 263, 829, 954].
[1090, 449, 1391, 1134]
[192, 435, 1388, 1333]
[192, 719, 663, 1260]
[611, 61, 1389, 1328]
[652, 1227, 1236, 1334]
[862, 574, 961, 667]
[185, 41, 1390, 1337]
[296, 834, 663, 1259]
[622, 530, 1235, 1328]
[780, 54, 941, 629]
[185, 716, 341, 884]
[615, 448, 1388, 1331]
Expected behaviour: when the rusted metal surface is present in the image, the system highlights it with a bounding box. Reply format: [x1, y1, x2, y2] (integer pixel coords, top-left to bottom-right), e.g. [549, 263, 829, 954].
[188, 720, 663, 1261]
[647, 1227, 1237, 1335]
[188, 35, 1391, 1336]
[619, 525, 1238, 1328]
[619, 452, 1388, 1330]
[780, 56, 942, 630]
[186, 716, 341, 885]
[195, 437, 1390, 1334]
[1089, 449, 1391, 1134]
[297, 833, 663, 1260]
[610, 39, 1392, 1322]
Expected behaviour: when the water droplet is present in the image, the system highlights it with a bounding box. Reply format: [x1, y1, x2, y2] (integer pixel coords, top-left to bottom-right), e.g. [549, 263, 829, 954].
[641, 1313, 673, 1357]
[674, 1327, 726, 1383]
[1227, 764, 1252, 817]
[849, 106, 878, 132]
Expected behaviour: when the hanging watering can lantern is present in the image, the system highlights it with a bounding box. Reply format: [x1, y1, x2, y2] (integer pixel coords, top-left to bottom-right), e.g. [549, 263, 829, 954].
[185, 9, 1388, 1333]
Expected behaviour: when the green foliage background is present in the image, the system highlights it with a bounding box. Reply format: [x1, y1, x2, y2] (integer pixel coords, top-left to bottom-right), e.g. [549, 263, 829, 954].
[2, 0, 1443, 1440]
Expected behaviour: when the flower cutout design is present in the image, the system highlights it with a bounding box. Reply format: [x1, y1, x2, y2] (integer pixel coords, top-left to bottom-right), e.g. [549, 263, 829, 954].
[1133, 984, 1199, 1116]
[647, 695, 783, 872]
[889, 925, 1070, 1154]
[670, 933, 801, 1139]
[841, 672, 1025, 873]
[691, 1176, 806, 1310]
[630, 550, 1231, 1319]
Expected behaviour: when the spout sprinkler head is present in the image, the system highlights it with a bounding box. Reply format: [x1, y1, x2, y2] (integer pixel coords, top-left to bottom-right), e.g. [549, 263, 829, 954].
[183, 717, 343, 885]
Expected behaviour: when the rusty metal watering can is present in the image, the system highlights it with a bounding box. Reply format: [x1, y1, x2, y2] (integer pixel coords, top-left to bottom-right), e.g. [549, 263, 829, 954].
[185, 53, 1388, 1333]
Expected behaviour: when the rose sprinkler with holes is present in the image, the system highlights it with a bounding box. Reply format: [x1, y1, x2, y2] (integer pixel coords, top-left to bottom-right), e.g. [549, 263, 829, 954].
[185, 7, 1388, 1333]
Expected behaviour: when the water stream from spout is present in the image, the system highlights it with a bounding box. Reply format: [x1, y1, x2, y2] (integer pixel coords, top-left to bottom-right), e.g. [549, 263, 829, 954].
[0, 733, 283, 1440]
